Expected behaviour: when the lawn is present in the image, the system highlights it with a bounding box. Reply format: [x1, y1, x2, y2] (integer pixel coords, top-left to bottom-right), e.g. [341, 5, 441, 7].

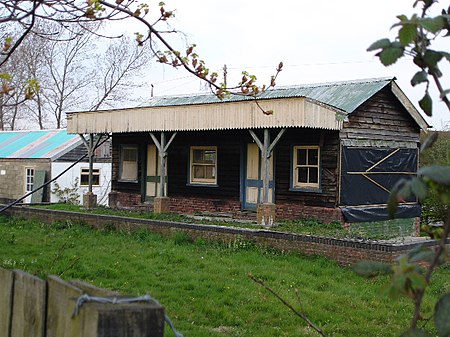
[1, 215, 448, 337]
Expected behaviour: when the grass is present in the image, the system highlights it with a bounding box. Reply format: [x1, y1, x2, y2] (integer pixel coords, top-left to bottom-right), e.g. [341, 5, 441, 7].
[32, 203, 399, 240]
[1, 215, 449, 337]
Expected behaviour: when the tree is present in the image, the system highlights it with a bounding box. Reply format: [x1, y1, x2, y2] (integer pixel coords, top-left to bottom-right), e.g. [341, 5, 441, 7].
[355, 1, 450, 336]
[0, 0, 282, 111]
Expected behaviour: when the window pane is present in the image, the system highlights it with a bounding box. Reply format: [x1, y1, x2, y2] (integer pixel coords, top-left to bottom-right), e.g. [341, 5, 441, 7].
[297, 149, 306, 165]
[193, 165, 205, 179]
[308, 149, 318, 165]
[193, 149, 203, 163]
[205, 166, 215, 179]
[298, 168, 308, 183]
[203, 150, 216, 164]
[80, 174, 89, 186]
[123, 148, 137, 161]
[309, 167, 318, 183]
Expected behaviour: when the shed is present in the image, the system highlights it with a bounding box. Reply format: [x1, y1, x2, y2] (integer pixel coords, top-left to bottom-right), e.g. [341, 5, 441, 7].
[0, 130, 111, 205]
[67, 77, 429, 224]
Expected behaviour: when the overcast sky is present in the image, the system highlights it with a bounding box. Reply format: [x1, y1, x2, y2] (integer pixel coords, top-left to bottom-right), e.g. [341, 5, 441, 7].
[119, 0, 450, 129]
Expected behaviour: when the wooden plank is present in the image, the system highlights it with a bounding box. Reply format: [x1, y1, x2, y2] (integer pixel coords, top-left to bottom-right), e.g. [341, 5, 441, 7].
[81, 301, 165, 337]
[46, 276, 84, 337]
[11, 270, 46, 337]
[31, 170, 47, 203]
[0, 268, 14, 337]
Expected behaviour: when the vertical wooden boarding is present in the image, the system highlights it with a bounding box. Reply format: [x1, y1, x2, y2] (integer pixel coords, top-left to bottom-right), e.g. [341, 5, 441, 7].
[146, 145, 167, 200]
[30, 170, 47, 203]
[11, 270, 46, 337]
[146, 144, 159, 199]
[244, 144, 273, 209]
[0, 268, 14, 337]
[46, 276, 84, 337]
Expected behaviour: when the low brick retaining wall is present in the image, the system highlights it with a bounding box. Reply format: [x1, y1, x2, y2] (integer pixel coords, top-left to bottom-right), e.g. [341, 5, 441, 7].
[4, 206, 446, 266]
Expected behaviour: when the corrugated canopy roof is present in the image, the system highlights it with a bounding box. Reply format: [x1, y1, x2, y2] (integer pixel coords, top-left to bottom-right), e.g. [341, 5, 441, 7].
[66, 77, 429, 134]
[0, 129, 81, 160]
[142, 77, 393, 113]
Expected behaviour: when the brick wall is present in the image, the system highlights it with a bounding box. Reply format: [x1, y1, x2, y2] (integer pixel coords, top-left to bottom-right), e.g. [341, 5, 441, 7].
[5, 206, 447, 266]
[108, 191, 344, 223]
[276, 202, 343, 223]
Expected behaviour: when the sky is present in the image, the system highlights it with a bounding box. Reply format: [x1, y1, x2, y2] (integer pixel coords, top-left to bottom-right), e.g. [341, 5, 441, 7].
[114, 0, 450, 130]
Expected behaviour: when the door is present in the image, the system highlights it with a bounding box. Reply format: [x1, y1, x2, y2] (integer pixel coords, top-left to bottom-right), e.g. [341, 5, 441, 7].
[243, 143, 274, 209]
[145, 144, 167, 200]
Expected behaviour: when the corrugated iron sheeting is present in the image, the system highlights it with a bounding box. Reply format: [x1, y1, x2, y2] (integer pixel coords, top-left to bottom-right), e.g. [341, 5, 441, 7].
[142, 77, 393, 113]
[0, 130, 81, 160]
[67, 97, 345, 134]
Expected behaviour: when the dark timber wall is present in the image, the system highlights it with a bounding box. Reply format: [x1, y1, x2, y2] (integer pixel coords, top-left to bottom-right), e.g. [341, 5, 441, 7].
[341, 87, 421, 144]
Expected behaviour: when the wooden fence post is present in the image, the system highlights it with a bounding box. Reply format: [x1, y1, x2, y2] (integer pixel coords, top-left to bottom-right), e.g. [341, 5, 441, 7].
[11, 270, 46, 337]
[47, 276, 165, 337]
[0, 268, 14, 337]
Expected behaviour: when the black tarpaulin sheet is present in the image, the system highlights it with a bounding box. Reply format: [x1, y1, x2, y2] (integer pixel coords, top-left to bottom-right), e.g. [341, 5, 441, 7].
[340, 147, 418, 206]
[341, 204, 421, 222]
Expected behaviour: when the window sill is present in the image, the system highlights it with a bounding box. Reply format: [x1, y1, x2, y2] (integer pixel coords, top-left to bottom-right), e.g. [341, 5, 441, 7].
[289, 187, 322, 193]
[186, 183, 218, 188]
[118, 179, 139, 183]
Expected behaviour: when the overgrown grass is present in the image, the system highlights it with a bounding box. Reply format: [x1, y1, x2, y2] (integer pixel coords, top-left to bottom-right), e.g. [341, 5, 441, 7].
[1, 215, 448, 336]
[32, 203, 401, 240]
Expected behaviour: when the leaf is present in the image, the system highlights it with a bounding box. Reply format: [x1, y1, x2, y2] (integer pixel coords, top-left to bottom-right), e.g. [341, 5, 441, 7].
[399, 24, 418, 46]
[400, 328, 431, 337]
[352, 261, 393, 278]
[410, 178, 428, 200]
[367, 38, 391, 51]
[441, 51, 450, 62]
[420, 16, 446, 34]
[388, 180, 404, 218]
[411, 70, 428, 86]
[435, 293, 450, 337]
[419, 166, 450, 186]
[420, 131, 438, 152]
[419, 92, 433, 116]
[409, 272, 427, 291]
[379, 47, 404, 66]
[424, 50, 443, 68]
[408, 244, 435, 263]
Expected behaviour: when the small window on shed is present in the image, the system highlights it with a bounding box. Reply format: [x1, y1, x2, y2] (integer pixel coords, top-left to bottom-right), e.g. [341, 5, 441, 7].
[120, 145, 139, 181]
[80, 168, 100, 186]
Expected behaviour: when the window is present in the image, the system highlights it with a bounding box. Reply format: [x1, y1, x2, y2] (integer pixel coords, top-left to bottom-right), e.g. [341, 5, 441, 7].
[25, 168, 34, 192]
[120, 145, 138, 181]
[80, 168, 100, 186]
[293, 146, 320, 189]
[190, 146, 217, 185]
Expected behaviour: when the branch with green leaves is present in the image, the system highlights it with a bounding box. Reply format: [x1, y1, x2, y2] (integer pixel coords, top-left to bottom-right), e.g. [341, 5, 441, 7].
[0, 0, 282, 109]
[367, 0, 450, 116]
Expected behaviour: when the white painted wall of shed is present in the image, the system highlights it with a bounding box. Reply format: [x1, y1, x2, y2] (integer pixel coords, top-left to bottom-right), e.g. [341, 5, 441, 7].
[50, 162, 112, 205]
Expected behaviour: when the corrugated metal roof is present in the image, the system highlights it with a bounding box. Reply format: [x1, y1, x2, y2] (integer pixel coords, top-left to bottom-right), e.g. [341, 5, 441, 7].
[0, 130, 82, 160]
[142, 77, 393, 113]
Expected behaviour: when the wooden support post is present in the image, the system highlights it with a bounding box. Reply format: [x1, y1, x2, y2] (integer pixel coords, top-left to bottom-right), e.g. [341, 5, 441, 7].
[262, 128, 270, 204]
[79, 134, 102, 209]
[150, 132, 177, 213]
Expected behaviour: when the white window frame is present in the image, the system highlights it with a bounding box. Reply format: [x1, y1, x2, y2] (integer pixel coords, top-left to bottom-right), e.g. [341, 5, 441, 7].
[189, 146, 217, 185]
[120, 145, 139, 182]
[292, 146, 320, 189]
[25, 167, 35, 192]
[80, 167, 101, 186]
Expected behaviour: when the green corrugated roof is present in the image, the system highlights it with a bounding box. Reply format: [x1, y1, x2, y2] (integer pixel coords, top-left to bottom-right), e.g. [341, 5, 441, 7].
[143, 77, 393, 113]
